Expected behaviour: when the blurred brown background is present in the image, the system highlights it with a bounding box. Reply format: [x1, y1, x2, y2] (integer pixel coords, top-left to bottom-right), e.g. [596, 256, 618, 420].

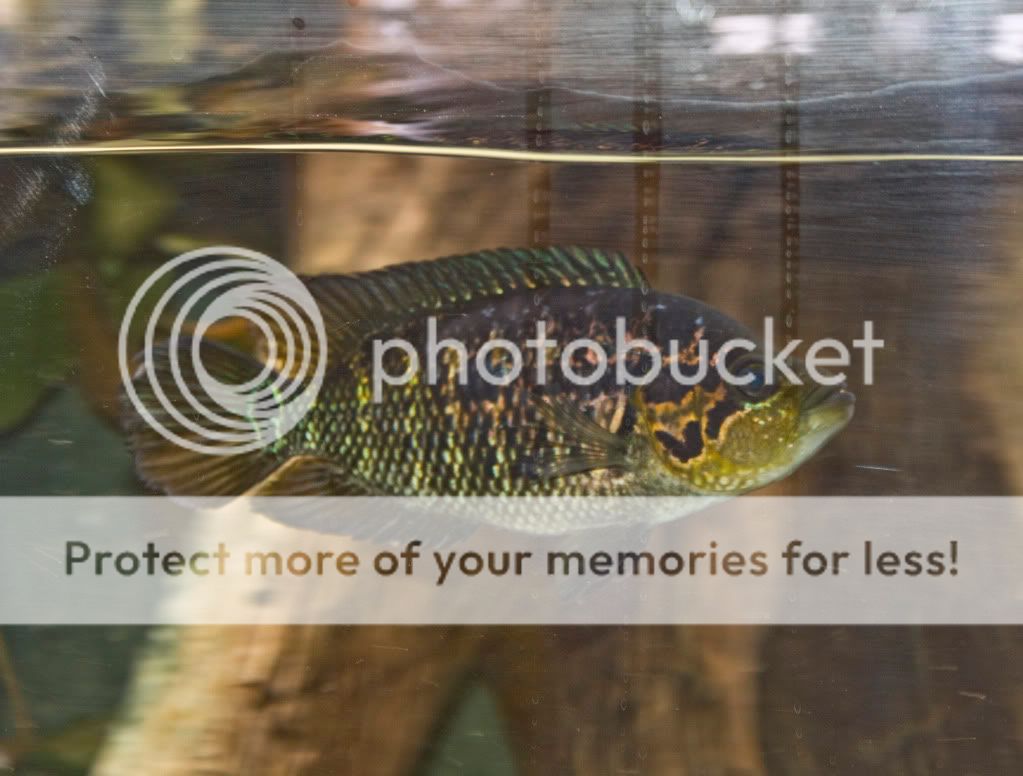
[3, 0, 1023, 774]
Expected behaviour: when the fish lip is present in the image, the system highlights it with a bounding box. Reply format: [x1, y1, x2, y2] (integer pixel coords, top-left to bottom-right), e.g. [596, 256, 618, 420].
[796, 384, 856, 459]
[802, 383, 856, 412]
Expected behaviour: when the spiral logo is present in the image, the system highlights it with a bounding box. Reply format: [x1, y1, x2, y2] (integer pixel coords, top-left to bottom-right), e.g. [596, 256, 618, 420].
[118, 246, 326, 456]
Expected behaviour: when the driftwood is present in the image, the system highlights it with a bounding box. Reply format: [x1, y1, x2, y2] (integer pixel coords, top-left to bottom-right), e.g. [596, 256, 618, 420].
[94, 626, 768, 776]
[92, 623, 1023, 775]
[94, 626, 480, 775]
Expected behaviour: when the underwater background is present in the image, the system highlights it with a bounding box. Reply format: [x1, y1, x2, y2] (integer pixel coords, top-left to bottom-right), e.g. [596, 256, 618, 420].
[2, 0, 1023, 773]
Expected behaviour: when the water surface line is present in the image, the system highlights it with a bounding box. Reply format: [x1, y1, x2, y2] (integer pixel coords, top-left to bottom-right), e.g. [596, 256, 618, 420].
[1, 142, 1022, 164]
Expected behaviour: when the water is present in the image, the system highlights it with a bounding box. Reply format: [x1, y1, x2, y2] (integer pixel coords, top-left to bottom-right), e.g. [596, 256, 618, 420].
[3, 1, 1023, 773]
[3, 148, 1021, 774]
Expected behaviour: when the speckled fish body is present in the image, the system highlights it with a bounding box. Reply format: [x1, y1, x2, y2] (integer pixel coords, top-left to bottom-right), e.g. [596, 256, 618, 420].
[125, 247, 854, 518]
[290, 286, 748, 497]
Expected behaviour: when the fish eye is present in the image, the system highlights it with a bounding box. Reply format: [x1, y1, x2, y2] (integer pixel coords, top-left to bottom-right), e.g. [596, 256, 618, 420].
[730, 356, 774, 402]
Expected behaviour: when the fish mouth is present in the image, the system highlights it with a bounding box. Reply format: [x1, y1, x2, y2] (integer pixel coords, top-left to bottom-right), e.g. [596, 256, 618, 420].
[802, 382, 855, 412]
[801, 382, 856, 434]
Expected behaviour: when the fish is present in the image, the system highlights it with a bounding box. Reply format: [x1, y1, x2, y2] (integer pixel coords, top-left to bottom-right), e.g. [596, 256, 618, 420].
[123, 247, 854, 519]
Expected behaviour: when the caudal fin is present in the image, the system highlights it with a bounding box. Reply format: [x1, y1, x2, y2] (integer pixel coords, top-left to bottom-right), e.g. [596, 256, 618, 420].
[122, 338, 285, 495]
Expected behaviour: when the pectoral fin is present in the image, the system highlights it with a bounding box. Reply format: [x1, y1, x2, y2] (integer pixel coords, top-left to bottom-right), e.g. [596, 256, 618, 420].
[532, 395, 631, 479]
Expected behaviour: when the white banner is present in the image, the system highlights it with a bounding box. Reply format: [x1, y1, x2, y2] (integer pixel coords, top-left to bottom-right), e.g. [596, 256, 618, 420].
[0, 497, 1018, 625]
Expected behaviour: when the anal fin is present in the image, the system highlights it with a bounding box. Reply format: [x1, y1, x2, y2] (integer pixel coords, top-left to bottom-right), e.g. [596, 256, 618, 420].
[245, 459, 476, 546]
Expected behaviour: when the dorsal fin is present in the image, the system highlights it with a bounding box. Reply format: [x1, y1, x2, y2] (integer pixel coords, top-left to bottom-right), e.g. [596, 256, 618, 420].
[297, 246, 647, 359]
